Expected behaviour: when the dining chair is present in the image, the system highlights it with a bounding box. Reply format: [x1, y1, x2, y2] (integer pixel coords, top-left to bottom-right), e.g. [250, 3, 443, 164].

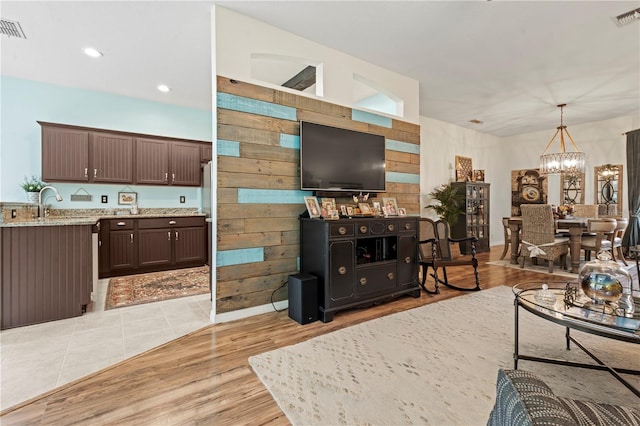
[580, 218, 617, 261]
[608, 217, 629, 265]
[572, 204, 599, 218]
[597, 204, 618, 217]
[418, 218, 480, 294]
[500, 217, 520, 260]
[519, 204, 569, 273]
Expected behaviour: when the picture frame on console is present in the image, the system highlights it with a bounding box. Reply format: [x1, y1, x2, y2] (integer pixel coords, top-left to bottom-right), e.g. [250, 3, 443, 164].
[358, 203, 372, 215]
[383, 197, 398, 216]
[304, 196, 321, 218]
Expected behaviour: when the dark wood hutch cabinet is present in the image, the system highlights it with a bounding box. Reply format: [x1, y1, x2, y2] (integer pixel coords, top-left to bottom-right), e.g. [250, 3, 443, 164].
[451, 182, 490, 254]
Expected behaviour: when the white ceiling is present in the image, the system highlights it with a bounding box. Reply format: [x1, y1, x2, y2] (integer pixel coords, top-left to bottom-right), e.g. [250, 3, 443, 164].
[1, 1, 639, 137]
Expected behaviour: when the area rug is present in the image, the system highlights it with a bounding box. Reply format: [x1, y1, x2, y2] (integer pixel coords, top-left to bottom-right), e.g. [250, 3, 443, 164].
[105, 266, 210, 310]
[249, 286, 639, 426]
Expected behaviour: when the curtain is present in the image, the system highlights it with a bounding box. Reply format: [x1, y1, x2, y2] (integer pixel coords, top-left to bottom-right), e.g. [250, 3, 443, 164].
[622, 129, 640, 252]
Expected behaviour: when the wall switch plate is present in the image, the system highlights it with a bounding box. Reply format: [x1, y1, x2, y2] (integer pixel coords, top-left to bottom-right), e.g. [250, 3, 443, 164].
[101, 195, 108, 203]
[179, 196, 186, 203]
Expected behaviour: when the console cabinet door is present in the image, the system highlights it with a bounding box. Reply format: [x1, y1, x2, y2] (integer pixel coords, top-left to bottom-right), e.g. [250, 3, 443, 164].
[41, 126, 89, 182]
[91, 132, 133, 183]
[397, 234, 418, 287]
[109, 230, 137, 271]
[136, 138, 170, 185]
[138, 228, 173, 267]
[174, 226, 206, 264]
[328, 240, 355, 302]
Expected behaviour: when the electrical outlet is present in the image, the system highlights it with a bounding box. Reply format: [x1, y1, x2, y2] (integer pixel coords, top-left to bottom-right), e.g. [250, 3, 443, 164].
[179, 196, 185, 203]
[101, 195, 108, 203]
[11, 209, 17, 218]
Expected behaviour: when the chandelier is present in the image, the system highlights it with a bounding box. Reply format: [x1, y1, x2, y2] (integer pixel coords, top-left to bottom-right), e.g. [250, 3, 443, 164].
[539, 104, 586, 175]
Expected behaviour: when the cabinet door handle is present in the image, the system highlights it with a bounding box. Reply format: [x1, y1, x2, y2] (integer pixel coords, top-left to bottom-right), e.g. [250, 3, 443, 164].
[130, 233, 134, 243]
[387, 272, 394, 280]
[404, 256, 411, 264]
[172, 173, 176, 182]
[338, 266, 347, 275]
[175, 230, 179, 241]
[117, 221, 126, 226]
[164, 172, 168, 182]
[338, 226, 346, 235]
[169, 220, 177, 225]
[387, 224, 395, 231]
[94, 168, 97, 178]
[84, 168, 88, 178]
[168, 231, 171, 241]
[359, 277, 367, 286]
[404, 223, 411, 230]
[359, 225, 368, 234]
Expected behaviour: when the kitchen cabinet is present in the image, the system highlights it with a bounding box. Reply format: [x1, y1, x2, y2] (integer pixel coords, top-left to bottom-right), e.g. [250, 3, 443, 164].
[40, 122, 207, 187]
[1, 224, 93, 330]
[99, 216, 206, 278]
[41, 125, 90, 182]
[135, 138, 201, 186]
[40, 122, 133, 184]
[90, 132, 133, 183]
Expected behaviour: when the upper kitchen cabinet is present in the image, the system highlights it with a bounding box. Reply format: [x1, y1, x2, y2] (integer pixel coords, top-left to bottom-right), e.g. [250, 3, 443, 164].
[41, 125, 90, 182]
[136, 138, 201, 186]
[40, 122, 133, 184]
[91, 132, 133, 183]
[40, 122, 206, 187]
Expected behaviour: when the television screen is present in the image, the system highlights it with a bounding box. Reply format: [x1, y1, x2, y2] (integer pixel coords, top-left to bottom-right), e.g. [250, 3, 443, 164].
[300, 121, 386, 192]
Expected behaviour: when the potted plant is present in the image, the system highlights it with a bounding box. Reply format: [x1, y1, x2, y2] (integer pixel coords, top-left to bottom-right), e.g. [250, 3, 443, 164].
[20, 176, 47, 203]
[425, 183, 464, 226]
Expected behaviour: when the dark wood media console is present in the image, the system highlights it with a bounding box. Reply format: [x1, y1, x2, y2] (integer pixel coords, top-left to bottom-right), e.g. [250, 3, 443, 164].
[300, 216, 421, 322]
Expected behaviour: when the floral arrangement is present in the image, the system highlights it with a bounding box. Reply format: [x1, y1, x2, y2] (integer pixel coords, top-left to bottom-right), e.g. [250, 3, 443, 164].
[20, 176, 48, 193]
[557, 204, 573, 216]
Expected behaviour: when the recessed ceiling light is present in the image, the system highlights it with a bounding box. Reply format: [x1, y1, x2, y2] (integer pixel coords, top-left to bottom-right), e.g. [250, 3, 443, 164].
[157, 84, 171, 93]
[83, 47, 102, 58]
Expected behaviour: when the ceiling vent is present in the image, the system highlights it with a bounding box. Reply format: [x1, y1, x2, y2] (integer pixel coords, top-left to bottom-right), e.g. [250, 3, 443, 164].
[615, 8, 640, 26]
[0, 18, 26, 39]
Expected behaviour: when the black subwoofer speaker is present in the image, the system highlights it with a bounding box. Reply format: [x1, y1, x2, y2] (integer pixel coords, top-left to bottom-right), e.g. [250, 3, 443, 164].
[288, 273, 318, 325]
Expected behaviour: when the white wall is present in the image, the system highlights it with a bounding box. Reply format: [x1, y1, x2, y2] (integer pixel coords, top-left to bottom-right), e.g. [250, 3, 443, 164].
[215, 7, 420, 124]
[420, 114, 639, 247]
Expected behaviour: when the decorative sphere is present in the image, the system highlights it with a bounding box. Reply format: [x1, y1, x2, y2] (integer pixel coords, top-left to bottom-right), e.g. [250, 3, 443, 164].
[578, 250, 630, 304]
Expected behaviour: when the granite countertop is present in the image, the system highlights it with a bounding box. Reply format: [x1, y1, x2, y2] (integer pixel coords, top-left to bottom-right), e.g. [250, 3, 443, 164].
[0, 208, 206, 228]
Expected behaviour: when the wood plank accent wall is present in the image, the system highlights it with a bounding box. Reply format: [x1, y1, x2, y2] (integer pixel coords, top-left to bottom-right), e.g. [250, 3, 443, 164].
[216, 76, 421, 313]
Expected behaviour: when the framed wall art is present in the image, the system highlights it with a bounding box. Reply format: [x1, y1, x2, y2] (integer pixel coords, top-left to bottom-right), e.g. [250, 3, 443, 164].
[455, 155, 473, 182]
[118, 191, 137, 205]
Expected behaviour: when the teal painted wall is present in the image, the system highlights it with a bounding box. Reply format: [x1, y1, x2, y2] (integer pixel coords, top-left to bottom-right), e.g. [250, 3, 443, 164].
[0, 77, 212, 208]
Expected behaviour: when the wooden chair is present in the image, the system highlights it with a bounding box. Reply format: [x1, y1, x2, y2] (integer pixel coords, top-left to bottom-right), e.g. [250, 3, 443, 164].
[519, 204, 569, 273]
[418, 218, 480, 294]
[500, 217, 521, 260]
[580, 218, 616, 261]
[608, 217, 629, 265]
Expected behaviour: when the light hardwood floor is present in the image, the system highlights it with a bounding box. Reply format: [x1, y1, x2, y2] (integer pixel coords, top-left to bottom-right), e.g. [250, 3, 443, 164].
[1, 246, 576, 425]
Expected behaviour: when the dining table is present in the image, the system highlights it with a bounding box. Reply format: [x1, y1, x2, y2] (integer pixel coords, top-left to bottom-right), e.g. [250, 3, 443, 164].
[507, 216, 589, 274]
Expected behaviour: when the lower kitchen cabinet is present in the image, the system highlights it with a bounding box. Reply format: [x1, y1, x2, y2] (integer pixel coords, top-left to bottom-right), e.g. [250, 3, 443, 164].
[99, 216, 206, 278]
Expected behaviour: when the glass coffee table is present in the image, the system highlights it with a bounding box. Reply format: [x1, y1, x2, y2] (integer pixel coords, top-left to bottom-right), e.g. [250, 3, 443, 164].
[512, 281, 640, 397]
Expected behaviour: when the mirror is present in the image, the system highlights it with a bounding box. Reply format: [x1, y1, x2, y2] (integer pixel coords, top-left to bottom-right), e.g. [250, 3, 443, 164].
[560, 172, 585, 205]
[594, 164, 623, 216]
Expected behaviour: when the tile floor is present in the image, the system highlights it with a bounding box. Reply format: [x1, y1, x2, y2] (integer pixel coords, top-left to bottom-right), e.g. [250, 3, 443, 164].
[0, 277, 212, 411]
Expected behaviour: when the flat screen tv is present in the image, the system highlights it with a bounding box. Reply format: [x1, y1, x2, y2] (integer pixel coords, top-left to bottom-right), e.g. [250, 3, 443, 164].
[300, 121, 386, 193]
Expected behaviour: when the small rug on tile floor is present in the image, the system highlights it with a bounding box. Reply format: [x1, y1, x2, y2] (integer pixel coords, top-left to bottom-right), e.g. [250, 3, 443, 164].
[105, 266, 210, 310]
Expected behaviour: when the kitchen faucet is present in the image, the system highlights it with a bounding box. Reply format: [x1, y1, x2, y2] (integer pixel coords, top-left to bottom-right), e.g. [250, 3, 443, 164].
[38, 185, 63, 218]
